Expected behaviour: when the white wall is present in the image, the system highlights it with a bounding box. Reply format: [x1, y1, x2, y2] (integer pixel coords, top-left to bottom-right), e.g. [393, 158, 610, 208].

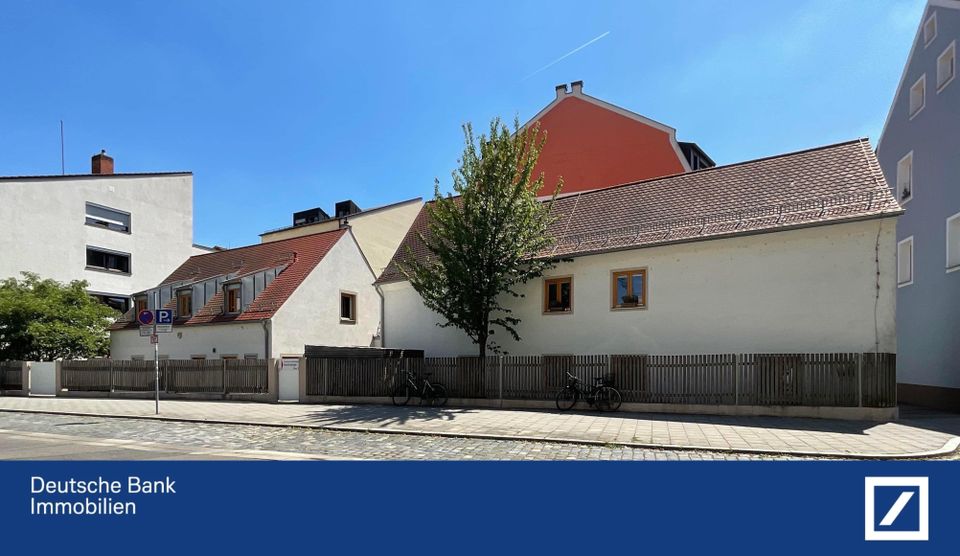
[270, 230, 381, 356]
[110, 322, 266, 360]
[0, 174, 196, 297]
[382, 219, 899, 356]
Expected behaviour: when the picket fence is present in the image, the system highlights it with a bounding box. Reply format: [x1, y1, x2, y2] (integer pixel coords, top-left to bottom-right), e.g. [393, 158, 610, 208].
[60, 359, 269, 394]
[305, 353, 896, 408]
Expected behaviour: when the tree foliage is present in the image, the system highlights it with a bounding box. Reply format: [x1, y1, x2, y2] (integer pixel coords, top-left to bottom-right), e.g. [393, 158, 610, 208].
[401, 117, 562, 356]
[0, 272, 118, 361]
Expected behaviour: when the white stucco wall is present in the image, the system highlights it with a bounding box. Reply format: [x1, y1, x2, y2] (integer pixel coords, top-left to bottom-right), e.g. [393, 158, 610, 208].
[382, 219, 899, 356]
[0, 174, 197, 297]
[110, 322, 266, 360]
[109, 231, 381, 361]
[270, 230, 381, 356]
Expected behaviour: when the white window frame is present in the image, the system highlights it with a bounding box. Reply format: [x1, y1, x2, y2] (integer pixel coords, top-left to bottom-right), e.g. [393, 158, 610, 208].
[898, 236, 915, 287]
[947, 211, 960, 273]
[896, 151, 914, 204]
[937, 41, 956, 92]
[909, 75, 926, 118]
[924, 12, 937, 47]
[85, 202, 131, 233]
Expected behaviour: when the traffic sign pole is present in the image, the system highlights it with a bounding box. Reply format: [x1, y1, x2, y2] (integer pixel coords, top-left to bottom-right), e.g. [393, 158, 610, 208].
[153, 292, 160, 415]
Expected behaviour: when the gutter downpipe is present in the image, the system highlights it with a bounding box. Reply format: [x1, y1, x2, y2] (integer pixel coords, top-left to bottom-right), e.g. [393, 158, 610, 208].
[374, 284, 386, 348]
[262, 319, 272, 360]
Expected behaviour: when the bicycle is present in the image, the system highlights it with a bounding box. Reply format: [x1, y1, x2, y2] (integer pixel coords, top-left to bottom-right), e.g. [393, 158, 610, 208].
[555, 372, 622, 411]
[391, 368, 448, 407]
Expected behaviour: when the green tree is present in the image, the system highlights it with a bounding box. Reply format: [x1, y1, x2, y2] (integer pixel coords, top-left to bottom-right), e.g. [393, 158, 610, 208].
[401, 117, 562, 357]
[0, 272, 118, 360]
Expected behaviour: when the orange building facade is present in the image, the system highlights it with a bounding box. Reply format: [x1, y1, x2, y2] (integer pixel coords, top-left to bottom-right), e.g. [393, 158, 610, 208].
[527, 81, 711, 196]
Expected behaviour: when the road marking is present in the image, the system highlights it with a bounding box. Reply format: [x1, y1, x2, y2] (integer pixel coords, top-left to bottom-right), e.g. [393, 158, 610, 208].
[0, 428, 356, 461]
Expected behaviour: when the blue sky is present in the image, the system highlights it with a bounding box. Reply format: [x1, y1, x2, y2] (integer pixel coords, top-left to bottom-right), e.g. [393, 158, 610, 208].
[0, 1, 925, 247]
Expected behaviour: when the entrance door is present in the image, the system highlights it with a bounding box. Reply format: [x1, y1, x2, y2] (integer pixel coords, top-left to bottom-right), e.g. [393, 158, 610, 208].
[30, 362, 57, 396]
[279, 357, 300, 402]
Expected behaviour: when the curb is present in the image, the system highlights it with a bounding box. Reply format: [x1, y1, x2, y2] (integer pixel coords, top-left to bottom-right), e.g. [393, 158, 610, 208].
[2, 407, 958, 460]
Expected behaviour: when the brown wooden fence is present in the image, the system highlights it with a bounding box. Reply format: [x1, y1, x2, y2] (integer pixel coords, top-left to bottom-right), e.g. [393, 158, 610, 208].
[61, 359, 269, 394]
[304, 353, 896, 408]
[0, 361, 23, 390]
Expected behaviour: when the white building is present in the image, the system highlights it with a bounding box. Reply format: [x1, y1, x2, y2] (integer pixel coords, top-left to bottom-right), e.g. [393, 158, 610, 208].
[377, 139, 902, 357]
[0, 151, 212, 311]
[110, 227, 380, 360]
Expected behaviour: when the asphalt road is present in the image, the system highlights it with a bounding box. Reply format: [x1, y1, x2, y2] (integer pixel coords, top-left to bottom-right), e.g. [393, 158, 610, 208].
[0, 411, 833, 461]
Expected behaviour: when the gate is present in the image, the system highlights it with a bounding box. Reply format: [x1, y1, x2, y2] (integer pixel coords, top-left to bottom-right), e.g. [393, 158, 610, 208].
[30, 362, 57, 396]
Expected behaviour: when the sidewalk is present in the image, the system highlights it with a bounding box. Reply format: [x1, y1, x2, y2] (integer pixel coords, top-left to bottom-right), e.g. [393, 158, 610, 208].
[0, 397, 957, 458]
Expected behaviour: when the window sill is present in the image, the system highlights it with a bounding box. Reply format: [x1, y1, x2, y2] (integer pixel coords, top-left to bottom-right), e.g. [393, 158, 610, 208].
[909, 105, 925, 120]
[947, 265, 960, 274]
[899, 194, 912, 205]
[339, 318, 357, 325]
[542, 309, 573, 315]
[611, 304, 648, 311]
[85, 266, 131, 276]
[897, 280, 914, 288]
[937, 74, 955, 93]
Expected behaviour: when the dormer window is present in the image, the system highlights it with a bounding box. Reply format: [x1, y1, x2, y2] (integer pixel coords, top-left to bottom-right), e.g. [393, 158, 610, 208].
[177, 289, 193, 318]
[133, 295, 148, 314]
[225, 284, 241, 314]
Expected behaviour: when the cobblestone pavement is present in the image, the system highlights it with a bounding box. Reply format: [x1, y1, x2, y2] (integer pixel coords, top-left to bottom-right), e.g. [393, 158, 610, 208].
[0, 411, 838, 461]
[0, 397, 957, 457]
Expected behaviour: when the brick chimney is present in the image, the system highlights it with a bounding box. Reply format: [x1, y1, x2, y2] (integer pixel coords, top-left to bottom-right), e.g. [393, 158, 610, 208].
[555, 83, 569, 99]
[91, 150, 114, 175]
[570, 80, 583, 95]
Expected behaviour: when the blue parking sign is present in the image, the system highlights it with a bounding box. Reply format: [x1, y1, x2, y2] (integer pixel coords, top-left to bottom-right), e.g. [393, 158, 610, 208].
[156, 309, 173, 325]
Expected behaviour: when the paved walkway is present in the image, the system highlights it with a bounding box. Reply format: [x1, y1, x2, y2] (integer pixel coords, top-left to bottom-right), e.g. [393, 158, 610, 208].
[0, 397, 957, 458]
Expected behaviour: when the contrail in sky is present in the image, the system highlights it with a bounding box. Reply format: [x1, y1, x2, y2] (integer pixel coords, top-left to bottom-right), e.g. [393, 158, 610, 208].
[523, 31, 611, 80]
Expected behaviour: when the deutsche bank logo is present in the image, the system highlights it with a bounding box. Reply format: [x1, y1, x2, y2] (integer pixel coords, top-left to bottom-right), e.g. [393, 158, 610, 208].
[864, 477, 928, 541]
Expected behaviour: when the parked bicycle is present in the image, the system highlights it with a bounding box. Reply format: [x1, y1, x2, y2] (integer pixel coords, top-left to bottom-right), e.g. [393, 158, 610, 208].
[391, 368, 448, 407]
[555, 372, 622, 411]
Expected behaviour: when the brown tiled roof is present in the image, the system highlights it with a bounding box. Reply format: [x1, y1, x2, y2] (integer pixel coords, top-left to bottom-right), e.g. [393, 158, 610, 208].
[377, 138, 900, 284]
[111, 228, 347, 329]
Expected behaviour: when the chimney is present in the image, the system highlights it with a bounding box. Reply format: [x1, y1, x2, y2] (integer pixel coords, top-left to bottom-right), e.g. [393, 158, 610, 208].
[91, 150, 114, 175]
[570, 80, 583, 95]
[555, 83, 568, 99]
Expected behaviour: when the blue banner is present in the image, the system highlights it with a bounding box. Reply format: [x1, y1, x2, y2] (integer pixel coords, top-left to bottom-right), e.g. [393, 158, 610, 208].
[0, 461, 955, 554]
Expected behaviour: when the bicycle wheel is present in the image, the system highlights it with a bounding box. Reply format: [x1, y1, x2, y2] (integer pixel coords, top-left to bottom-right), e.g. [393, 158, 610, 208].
[555, 387, 578, 410]
[429, 383, 448, 407]
[595, 386, 622, 411]
[391, 383, 412, 406]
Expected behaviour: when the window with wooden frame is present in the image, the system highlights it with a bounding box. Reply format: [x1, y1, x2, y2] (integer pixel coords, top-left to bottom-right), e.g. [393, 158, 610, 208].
[133, 295, 148, 315]
[543, 277, 573, 313]
[611, 269, 647, 309]
[190, 355, 206, 361]
[340, 292, 356, 323]
[176, 289, 193, 318]
[224, 284, 241, 314]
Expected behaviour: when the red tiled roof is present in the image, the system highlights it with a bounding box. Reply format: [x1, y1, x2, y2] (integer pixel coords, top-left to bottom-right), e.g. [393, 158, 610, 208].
[111, 228, 347, 329]
[377, 138, 901, 284]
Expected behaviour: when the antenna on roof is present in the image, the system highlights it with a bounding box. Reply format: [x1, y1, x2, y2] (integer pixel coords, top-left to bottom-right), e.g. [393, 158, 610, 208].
[59, 120, 65, 175]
